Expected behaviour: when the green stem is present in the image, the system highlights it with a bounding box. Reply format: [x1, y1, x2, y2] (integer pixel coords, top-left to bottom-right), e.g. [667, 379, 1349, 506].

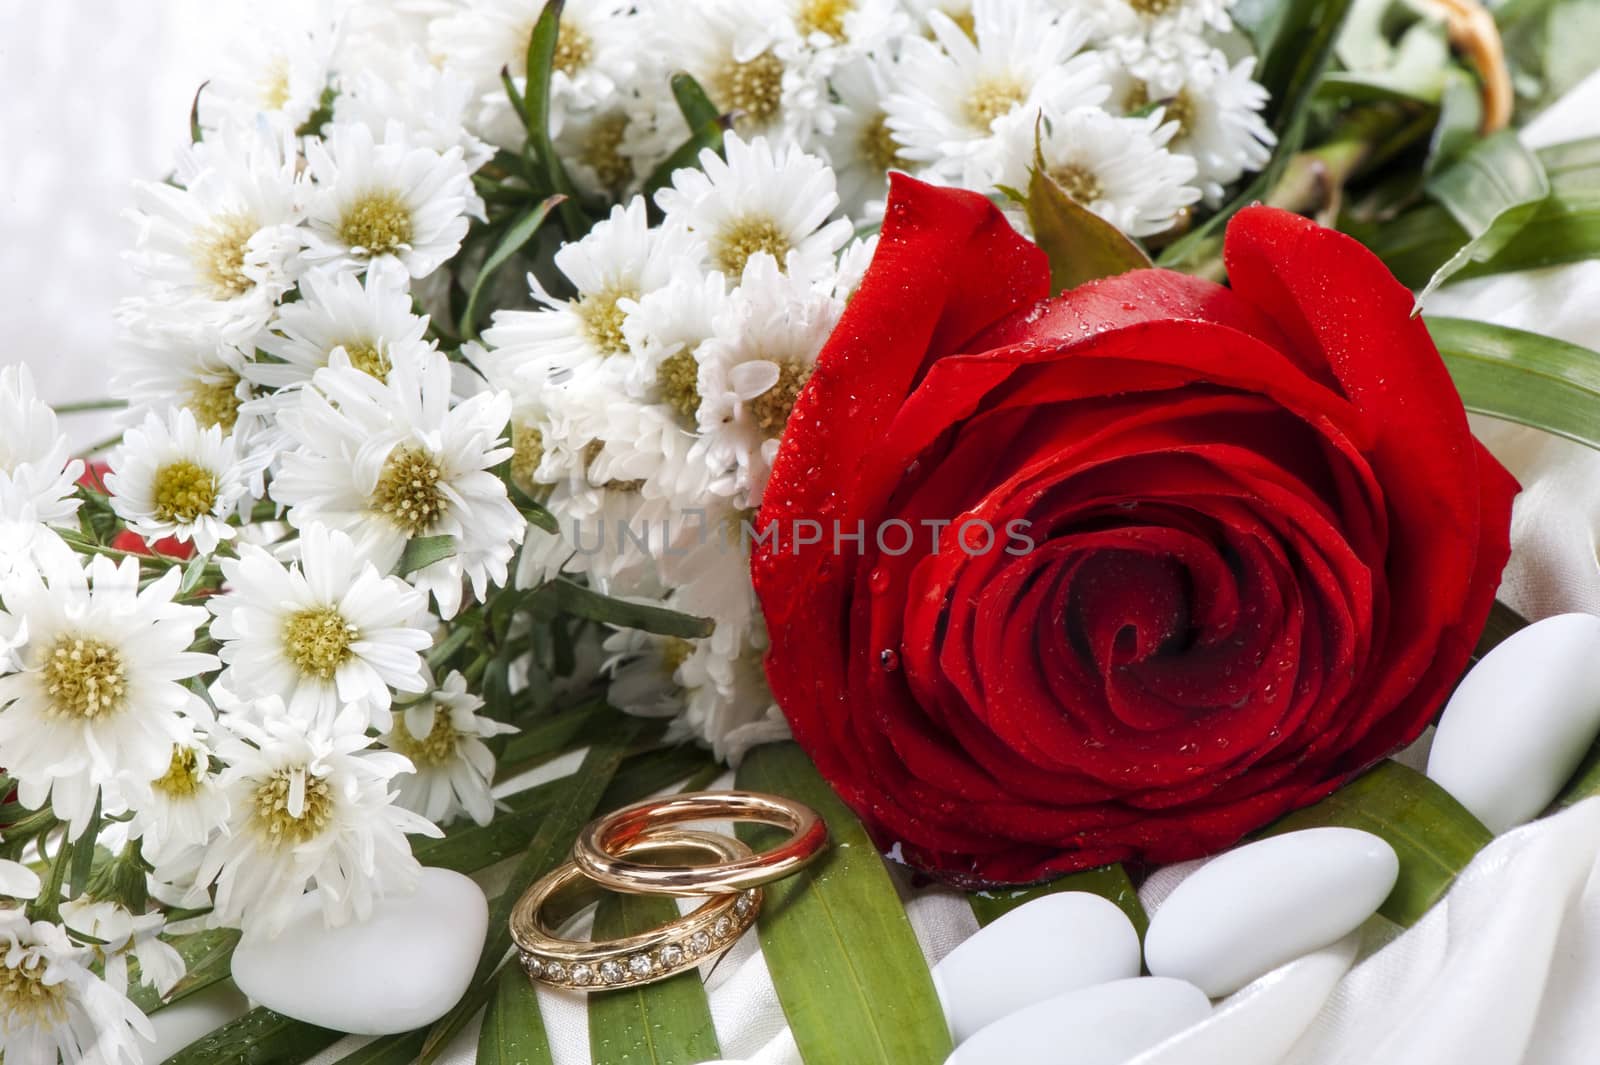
[54, 399, 127, 415]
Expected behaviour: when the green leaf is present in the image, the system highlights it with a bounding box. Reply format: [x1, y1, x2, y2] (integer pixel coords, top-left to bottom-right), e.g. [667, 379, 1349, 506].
[461, 195, 565, 339]
[968, 864, 1148, 939]
[531, 578, 714, 639]
[1319, 21, 1451, 103]
[333, 1032, 429, 1065]
[1554, 735, 1600, 809]
[395, 535, 458, 579]
[190, 82, 207, 143]
[1425, 68, 1485, 177]
[162, 1007, 342, 1065]
[480, 964, 553, 1065]
[68, 799, 100, 896]
[670, 73, 722, 135]
[1545, 0, 1600, 100]
[1261, 760, 1491, 925]
[1426, 317, 1600, 451]
[1416, 131, 1551, 302]
[420, 722, 641, 1063]
[179, 553, 213, 597]
[1026, 128, 1150, 294]
[735, 742, 953, 1065]
[522, 0, 587, 237]
[587, 894, 721, 1065]
[127, 929, 242, 1015]
[643, 119, 732, 200]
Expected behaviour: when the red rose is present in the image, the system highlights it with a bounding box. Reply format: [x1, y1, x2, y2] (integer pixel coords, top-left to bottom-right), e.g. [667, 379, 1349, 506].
[752, 176, 1518, 886]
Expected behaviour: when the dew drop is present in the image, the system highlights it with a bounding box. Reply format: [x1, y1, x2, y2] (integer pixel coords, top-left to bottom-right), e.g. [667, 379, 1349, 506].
[868, 567, 891, 593]
[878, 648, 900, 670]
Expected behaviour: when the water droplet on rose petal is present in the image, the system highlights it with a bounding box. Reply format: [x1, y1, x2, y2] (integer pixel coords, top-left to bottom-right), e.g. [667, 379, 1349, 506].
[879, 648, 900, 670]
[869, 567, 891, 593]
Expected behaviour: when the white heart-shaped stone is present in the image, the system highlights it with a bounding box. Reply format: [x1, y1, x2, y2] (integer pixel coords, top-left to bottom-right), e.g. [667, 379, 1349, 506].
[1143, 827, 1397, 997]
[231, 867, 488, 1035]
[945, 977, 1210, 1065]
[933, 892, 1141, 1044]
[1427, 612, 1600, 833]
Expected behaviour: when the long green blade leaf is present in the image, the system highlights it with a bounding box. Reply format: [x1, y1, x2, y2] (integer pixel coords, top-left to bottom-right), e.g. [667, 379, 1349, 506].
[532, 578, 714, 639]
[1416, 131, 1551, 301]
[587, 894, 721, 1065]
[1261, 760, 1491, 925]
[480, 964, 554, 1065]
[128, 929, 241, 1015]
[968, 863, 1148, 938]
[162, 1007, 342, 1065]
[1426, 316, 1600, 451]
[522, 0, 587, 236]
[461, 195, 564, 339]
[735, 743, 952, 1065]
[333, 1032, 428, 1065]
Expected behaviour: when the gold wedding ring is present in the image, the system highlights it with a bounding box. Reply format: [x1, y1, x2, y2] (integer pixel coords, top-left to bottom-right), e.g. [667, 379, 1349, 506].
[573, 790, 828, 895]
[511, 830, 762, 990]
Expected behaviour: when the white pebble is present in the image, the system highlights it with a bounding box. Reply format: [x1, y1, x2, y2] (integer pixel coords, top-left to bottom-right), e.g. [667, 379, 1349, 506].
[1427, 612, 1600, 833]
[1143, 828, 1396, 997]
[933, 892, 1141, 1044]
[231, 868, 488, 1035]
[945, 977, 1210, 1065]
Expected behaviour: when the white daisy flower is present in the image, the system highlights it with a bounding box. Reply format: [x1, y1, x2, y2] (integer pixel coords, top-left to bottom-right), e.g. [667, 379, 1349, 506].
[1119, 44, 1273, 202]
[644, 0, 825, 146]
[1002, 106, 1200, 237]
[122, 121, 306, 348]
[0, 365, 83, 530]
[678, 620, 790, 761]
[885, 0, 1109, 191]
[105, 409, 257, 554]
[334, 49, 495, 172]
[253, 265, 435, 393]
[480, 198, 685, 395]
[381, 670, 516, 827]
[303, 122, 484, 281]
[603, 626, 692, 719]
[620, 270, 732, 420]
[208, 523, 431, 730]
[693, 255, 843, 506]
[0, 556, 216, 839]
[60, 900, 187, 997]
[0, 912, 153, 1065]
[555, 104, 655, 203]
[272, 351, 524, 618]
[1080, 0, 1236, 40]
[197, 16, 337, 134]
[123, 733, 230, 867]
[195, 709, 441, 934]
[820, 54, 908, 219]
[114, 335, 259, 444]
[0, 860, 40, 901]
[903, 0, 977, 37]
[655, 134, 854, 287]
[788, 0, 907, 55]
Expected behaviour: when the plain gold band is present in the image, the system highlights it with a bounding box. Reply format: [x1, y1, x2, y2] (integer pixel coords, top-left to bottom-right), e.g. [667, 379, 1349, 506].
[510, 829, 761, 991]
[572, 790, 828, 896]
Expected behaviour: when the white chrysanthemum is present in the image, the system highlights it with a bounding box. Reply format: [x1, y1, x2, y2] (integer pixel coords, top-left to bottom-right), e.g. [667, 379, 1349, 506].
[272, 351, 524, 618]
[885, 0, 1109, 191]
[0, 556, 216, 839]
[1002, 106, 1200, 237]
[1119, 44, 1273, 202]
[381, 670, 515, 827]
[678, 619, 790, 761]
[694, 255, 843, 506]
[335, 49, 495, 172]
[644, 0, 826, 146]
[620, 270, 731, 418]
[195, 710, 440, 934]
[655, 134, 853, 287]
[303, 122, 484, 280]
[604, 627, 692, 719]
[0, 860, 40, 901]
[209, 524, 431, 730]
[60, 900, 186, 997]
[105, 409, 257, 554]
[253, 265, 435, 393]
[123, 732, 230, 866]
[481, 198, 685, 395]
[113, 335, 260, 446]
[0, 366, 83, 530]
[820, 54, 908, 218]
[555, 103, 659, 203]
[123, 121, 306, 347]
[788, 0, 907, 55]
[0, 912, 153, 1065]
[197, 16, 337, 134]
[1080, 0, 1235, 39]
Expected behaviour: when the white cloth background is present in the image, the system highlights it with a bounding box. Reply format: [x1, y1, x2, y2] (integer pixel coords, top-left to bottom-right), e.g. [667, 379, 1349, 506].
[9, 4, 1600, 1062]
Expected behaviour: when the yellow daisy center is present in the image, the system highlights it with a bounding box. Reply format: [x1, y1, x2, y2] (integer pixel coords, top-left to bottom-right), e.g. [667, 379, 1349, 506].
[261, 58, 292, 110]
[341, 340, 392, 380]
[1129, 0, 1182, 15]
[511, 422, 546, 489]
[655, 349, 702, 421]
[660, 637, 694, 678]
[965, 76, 1026, 131]
[282, 606, 357, 681]
[42, 635, 127, 720]
[373, 445, 448, 535]
[186, 374, 243, 433]
[714, 216, 792, 278]
[153, 745, 205, 799]
[0, 958, 69, 1028]
[338, 190, 414, 257]
[1050, 162, 1104, 204]
[713, 51, 785, 129]
[578, 112, 635, 194]
[749, 359, 812, 435]
[859, 113, 907, 171]
[799, 0, 854, 38]
[151, 459, 220, 524]
[576, 287, 638, 357]
[553, 17, 593, 76]
[387, 711, 461, 768]
[196, 213, 259, 299]
[252, 767, 335, 847]
[1128, 83, 1196, 137]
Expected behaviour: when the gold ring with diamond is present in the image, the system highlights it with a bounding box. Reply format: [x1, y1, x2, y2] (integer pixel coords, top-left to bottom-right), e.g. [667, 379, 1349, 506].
[509, 829, 761, 991]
